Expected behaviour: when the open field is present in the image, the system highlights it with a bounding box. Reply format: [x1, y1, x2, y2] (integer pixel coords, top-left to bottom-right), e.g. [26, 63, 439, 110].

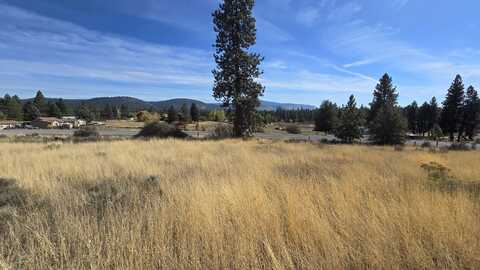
[1, 140, 480, 269]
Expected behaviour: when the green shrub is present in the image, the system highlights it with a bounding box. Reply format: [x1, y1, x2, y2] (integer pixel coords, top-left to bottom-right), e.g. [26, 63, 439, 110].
[135, 122, 188, 139]
[285, 125, 301, 134]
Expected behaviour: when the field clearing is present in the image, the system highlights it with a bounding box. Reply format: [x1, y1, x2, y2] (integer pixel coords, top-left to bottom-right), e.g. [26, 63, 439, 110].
[1, 140, 480, 269]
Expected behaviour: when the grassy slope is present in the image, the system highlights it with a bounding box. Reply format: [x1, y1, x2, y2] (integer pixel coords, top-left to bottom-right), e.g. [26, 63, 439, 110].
[0, 140, 479, 269]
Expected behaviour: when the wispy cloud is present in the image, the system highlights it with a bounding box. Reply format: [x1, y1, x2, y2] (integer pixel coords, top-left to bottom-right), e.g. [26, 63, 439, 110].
[343, 58, 379, 68]
[0, 2, 214, 99]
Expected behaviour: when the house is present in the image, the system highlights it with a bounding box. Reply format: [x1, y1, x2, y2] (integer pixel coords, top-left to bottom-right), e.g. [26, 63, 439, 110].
[32, 117, 62, 129]
[62, 116, 87, 128]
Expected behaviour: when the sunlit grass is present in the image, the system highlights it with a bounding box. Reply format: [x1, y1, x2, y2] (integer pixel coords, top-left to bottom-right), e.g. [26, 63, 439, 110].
[0, 140, 479, 269]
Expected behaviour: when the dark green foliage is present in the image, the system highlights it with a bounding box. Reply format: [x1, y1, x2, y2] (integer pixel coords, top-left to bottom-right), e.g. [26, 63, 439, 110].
[334, 95, 362, 143]
[55, 99, 70, 115]
[33, 90, 47, 115]
[368, 73, 398, 123]
[209, 124, 234, 139]
[101, 104, 115, 120]
[428, 97, 439, 132]
[22, 102, 41, 121]
[135, 122, 188, 139]
[314, 100, 338, 133]
[368, 74, 407, 145]
[190, 103, 200, 122]
[404, 101, 418, 134]
[417, 102, 430, 135]
[441, 75, 465, 141]
[6, 95, 23, 120]
[370, 106, 407, 145]
[462, 86, 480, 140]
[167, 106, 178, 123]
[0, 111, 5, 120]
[74, 126, 100, 138]
[48, 102, 62, 118]
[180, 103, 191, 122]
[285, 124, 301, 134]
[212, 0, 265, 137]
[120, 104, 129, 119]
[76, 102, 94, 122]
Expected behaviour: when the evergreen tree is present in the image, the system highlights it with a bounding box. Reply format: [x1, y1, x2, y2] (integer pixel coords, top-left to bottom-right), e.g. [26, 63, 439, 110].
[55, 99, 70, 116]
[404, 101, 419, 134]
[190, 103, 200, 122]
[0, 111, 5, 120]
[48, 102, 62, 118]
[441, 75, 465, 141]
[167, 106, 178, 123]
[6, 95, 23, 120]
[368, 74, 407, 145]
[463, 86, 480, 140]
[120, 104, 129, 119]
[428, 97, 439, 132]
[314, 100, 338, 133]
[101, 104, 114, 120]
[33, 90, 47, 115]
[0, 94, 9, 115]
[180, 103, 191, 122]
[23, 102, 41, 121]
[334, 95, 362, 143]
[417, 102, 430, 136]
[368, 73, 398, 123]
[212, 0, 265, 137]
[76, 102, 94, 122]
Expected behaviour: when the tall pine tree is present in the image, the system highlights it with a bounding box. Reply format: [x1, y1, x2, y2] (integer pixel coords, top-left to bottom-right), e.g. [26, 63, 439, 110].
[314, 100, 338, 133]
[334, 95, 362, 143]
[463, 86, 480, 140]
[404, 101, 419, 134]
[212, 0, 264, 137]
[368, 73, 398, 123]
[368, 74, 407, 145]
[23, 102, 41, 121]
[441, 75, 465, 141]
[190, 103, 200, 123]
[33, 90, 47, 115]
[428, 97, 439, 133]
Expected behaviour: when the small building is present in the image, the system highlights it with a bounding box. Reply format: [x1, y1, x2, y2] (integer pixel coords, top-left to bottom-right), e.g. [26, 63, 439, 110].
[32, 117, 62, 129]
[62, 116, 87, 128]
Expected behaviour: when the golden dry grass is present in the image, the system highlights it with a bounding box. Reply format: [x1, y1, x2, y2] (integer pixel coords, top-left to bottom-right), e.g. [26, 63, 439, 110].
[0, 140, 479, 269]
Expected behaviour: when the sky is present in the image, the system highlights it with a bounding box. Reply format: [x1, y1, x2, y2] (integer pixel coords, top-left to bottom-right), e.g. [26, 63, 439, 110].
[0, 0, 479, 106]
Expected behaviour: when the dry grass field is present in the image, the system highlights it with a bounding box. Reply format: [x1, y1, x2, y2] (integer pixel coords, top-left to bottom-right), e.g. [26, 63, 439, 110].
[0, 140, 480, 269]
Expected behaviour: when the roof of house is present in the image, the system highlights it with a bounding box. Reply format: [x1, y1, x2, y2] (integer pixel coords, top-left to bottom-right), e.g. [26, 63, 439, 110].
[34, 117, 62, 123]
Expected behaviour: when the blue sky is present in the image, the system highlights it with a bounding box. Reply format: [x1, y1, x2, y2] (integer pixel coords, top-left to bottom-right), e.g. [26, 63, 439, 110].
[0, 0, 479, 106]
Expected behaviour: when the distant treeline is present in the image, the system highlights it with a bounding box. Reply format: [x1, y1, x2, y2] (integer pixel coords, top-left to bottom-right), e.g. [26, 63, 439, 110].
[1, 73, 478, 143]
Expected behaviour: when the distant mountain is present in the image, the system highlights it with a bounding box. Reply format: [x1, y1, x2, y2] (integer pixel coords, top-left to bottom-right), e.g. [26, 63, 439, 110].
[259, 101, 316, 111]
[151, 99, 217, 111]
[23, 96, 315, 111]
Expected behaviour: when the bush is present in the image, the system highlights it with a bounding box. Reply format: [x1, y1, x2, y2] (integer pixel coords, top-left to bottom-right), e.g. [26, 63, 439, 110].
[74, 126, 100, 138]
[135, 122, 188, 139]
[285, 125, 301, 134]
[209, 124, 233, 139]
